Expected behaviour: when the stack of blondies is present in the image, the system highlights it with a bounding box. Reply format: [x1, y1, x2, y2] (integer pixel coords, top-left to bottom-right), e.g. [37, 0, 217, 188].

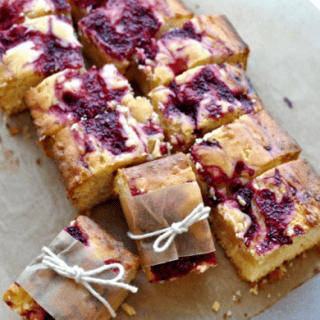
[1, 0, 319, 319]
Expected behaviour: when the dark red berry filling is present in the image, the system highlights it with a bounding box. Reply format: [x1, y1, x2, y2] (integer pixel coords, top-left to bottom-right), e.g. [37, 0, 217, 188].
[84, 112, 136, 155]
[150, 252, 217, 282]
[73, 0, 106, 10]
[65, 223, 89, 245]
[229, 170, 302, 255]
[0, 0, 70, 30]
[0, 18, 83, 76]
[51, 66, 128, 122]
[191, 142, 255, 189]
[163, 66, 253, 133]
[79, 0, 161, 61]
[254, 189, 294, 254]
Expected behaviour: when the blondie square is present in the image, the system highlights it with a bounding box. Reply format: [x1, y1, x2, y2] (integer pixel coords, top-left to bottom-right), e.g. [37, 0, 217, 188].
[149, 63, 263, 152]
[213, 159, 320, 282]
[78, 0, 193, 73]
[0, 15, 83, 115]
[25, 64, 169, 209]
[189, 110, 301, 205]
[135, 15, 249, 94]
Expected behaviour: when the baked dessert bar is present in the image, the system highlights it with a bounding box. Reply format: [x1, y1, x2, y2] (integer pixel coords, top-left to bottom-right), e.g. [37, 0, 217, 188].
[3, 215, 140, 320]
[25, 64, 131, 155]
[0, 15, 83, 115]
[116, 153, 217, 283]
[25, 64, 169, 209]
[135, 15, 250, 94]
[0, 0, 71, 30]
[190, 110, 301, 205]
[78, 0, 193, 73]
[213, 159, 320, 282]
[149, 63, 263, 152]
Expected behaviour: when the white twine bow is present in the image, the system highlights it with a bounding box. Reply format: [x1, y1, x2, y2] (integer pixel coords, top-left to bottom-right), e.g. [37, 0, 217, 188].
[128, 203, 210, 253]
[41, 247, 138, 318]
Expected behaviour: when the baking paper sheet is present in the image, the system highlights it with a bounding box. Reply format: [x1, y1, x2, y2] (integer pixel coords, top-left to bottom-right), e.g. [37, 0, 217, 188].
[1, 0, 320, 319]
[120, 182, 215, 267]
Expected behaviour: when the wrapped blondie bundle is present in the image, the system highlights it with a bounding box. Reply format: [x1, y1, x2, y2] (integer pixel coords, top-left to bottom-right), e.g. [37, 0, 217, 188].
[213, 159, 320, 282]
[116, 153, 217, 283]
[3, 216, 140, 320]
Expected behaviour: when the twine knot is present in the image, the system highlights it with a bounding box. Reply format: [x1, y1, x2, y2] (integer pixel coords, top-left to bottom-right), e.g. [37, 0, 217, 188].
[128, 203, 210, 253]
[41, 246, 137, 318]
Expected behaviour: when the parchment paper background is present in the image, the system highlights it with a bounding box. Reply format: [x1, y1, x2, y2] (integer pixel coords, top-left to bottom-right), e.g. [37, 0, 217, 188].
[0, 0, 319, 319]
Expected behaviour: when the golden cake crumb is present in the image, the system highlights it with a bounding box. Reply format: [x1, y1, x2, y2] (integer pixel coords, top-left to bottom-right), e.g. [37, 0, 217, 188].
[249, 283, 258, 295]
[121, 303, 136, 316]
[9, 126, 21, 136]
[212, 301, 220, 312]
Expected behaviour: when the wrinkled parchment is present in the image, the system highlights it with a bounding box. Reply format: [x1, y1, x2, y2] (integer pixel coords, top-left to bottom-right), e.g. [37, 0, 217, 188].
[17, 231, 127, 320]
[121, 182, 215, 267]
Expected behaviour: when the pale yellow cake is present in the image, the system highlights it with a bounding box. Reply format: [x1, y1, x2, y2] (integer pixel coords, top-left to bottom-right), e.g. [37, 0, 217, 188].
[213, 159, 320, 282]
[0, 15, 83, 115]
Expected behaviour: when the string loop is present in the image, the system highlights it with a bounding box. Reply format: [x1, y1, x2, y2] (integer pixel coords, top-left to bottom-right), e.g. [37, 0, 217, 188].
[41, 246, 138, 318]
[128, 203, 210, 253]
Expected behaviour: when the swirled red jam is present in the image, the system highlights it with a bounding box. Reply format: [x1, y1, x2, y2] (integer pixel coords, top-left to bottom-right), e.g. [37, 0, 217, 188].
[50, 65, 130, 125]
[0, 16, 83, 76]
[136, 18, 232, 76]
[79, 0, 162, 62]
[65, 223, 89, 245]
[0, 0, 70, 30]
[151, 64, 257, 151]
[220, 164, 312, 256]
[165, 65, 253, 122]
[150, 252, 218, 282]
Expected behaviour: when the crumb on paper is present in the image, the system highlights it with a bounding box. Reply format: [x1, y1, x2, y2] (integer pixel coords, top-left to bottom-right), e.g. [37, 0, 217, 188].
[283, 97, 293, 108]
[232, 295, 237, 301]
[223, 311, 233, 318]
[267, 294, 271, 298]
[258, 278, 268, 290]
[9, 126, 21, 136]
[267, 265, 287, 283]
[36, 158, 41, 165]
[298, 252, 307, 259]
[249, 283, 258, 295]
[314, 266, 320, 275]
[1, 149, 19, 174]
[236, 290, 241, 296]
[77, 208, 91, 216]
[212, 301, 220, 312]
[244, 313, 248, 318]
[121, 303, 136, 316]
[236, 299, 241, 304]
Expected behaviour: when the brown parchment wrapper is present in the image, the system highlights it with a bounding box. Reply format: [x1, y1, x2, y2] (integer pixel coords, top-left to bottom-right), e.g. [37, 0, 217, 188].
[16, 231, 130, 320]
[121, 182, 215, 267]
